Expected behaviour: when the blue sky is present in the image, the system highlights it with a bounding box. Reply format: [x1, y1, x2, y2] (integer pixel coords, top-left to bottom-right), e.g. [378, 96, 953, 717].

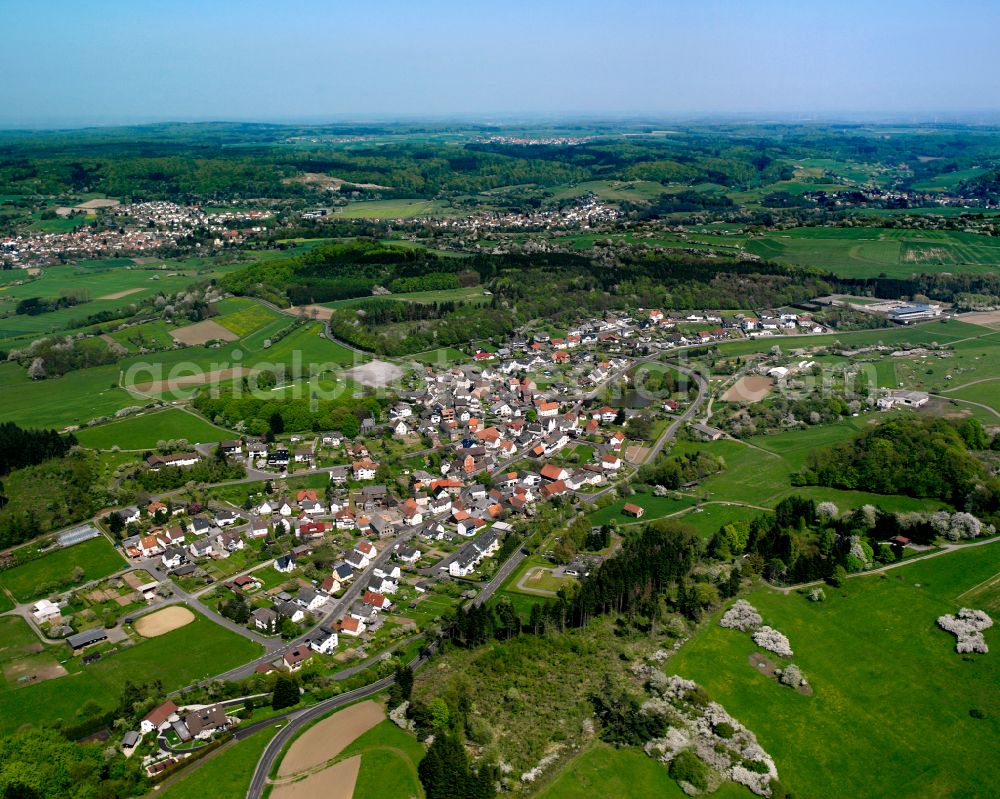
[2, 0, 999, 126]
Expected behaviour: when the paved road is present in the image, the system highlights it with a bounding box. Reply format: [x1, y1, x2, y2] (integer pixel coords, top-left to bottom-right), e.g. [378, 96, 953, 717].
[470, 547, 528, 608]
[574, 360, 708, 503]
[205, 529, 415, 683]
[243, 539, 525, 798]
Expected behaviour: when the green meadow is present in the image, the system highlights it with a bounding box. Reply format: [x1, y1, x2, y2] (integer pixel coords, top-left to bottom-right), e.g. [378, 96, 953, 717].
[342, 719, 425, 799]
[670, 545, 1000, 799]
[158, 726, 281, 799]
[0, 361, 134, 429]
[0, 537, 126, 602]
[745, 227, 1000, 278]
[587, 492, 698, 527]
[333, 198, 458, 219]
[0, 610, 263, 735]
[0, 262, 240, 342]
[75, 407, 236, 450]
[536, 744, 750, 799]
[671, 420, 950, 514]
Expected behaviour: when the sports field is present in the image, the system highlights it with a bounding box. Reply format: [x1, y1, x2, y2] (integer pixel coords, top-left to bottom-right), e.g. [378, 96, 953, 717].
[75, 408, 236, 450]
[670, 544, 1000, 799]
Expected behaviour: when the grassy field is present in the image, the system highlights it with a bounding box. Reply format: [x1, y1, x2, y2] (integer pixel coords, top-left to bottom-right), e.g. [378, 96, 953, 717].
[105, 319, 178, 352]
[671, 420, 950, 514]
[158, 725, 281, 799]
[342, 720, 425, 799]
[0, 262, 241, 342]
[588, 492, 698, 527]
[673, 503, 768, 539]
[213, 297, 284, 337]
[408, 347, 470, 366]
[0, 360, 135, 429]
[333, 199, 457, 219]
[264, 321, 360, 368]
[322, 286, 487, 309]
[0, 537, 126, 602]
[0, 610, 262, 735]
[670, 544, 1000, 799]
[535, 744, 750, 799]
[715, 318, 991, 358]
[744, 227, 1000, 278]
[74, 407, 237, 450]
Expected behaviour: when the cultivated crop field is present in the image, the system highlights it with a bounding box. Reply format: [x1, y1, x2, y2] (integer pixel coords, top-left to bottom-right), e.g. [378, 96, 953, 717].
[75, 407, 236, 449]
[669, 544, 1000, 799]
[212, 296, 284, 337]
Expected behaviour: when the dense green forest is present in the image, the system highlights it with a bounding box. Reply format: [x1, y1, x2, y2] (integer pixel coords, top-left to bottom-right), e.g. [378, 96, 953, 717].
[3, 121, 999, 202]
[0, 422, 77, 476]
[794, 417, 1000, 517]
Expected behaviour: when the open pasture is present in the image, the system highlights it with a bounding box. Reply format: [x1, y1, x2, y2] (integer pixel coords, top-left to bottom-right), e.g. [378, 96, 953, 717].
[669, 544, 1000, 799]
[0, 360, 135, 429]
[0, 262, 239, 342]
[536, 744, 749, 799]
[75, 407, 235, 449]
[672, 421, 949, 514]
[0, 536, 125, 602]
[332, 198, 455, 219]
[587, 491, 698, 527]
[745, 227, 1000, 278]
[0, 610, 262, 735]
[105, 319, 177, 351]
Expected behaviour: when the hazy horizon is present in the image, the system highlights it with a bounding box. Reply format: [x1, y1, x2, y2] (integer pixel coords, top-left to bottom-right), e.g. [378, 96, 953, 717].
[3, 0, 1000, 128]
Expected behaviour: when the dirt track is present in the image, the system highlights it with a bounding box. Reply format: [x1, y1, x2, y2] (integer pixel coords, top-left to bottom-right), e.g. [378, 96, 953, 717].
[277, 700, 384, 778]
[97, 287, 145, 300]
[135, 606, 195, 637]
